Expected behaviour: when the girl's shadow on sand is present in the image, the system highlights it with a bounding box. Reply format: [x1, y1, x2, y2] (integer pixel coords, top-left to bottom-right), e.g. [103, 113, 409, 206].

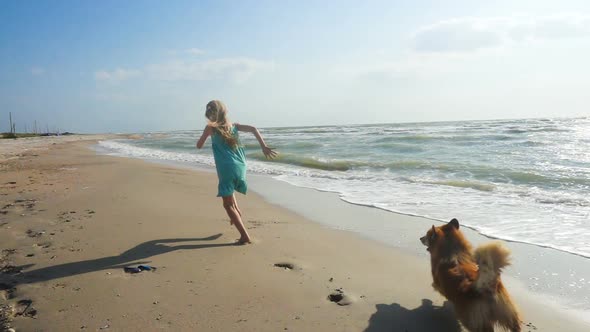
[10, 233, 232, 285]
[365, 298, 462, 332]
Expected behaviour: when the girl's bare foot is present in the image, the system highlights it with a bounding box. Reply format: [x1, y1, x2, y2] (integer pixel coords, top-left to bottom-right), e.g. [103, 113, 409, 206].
[235, 237, 252, 245]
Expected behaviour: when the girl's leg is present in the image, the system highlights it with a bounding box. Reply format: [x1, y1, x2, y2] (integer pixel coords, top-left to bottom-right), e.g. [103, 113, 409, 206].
[234, 198, 242, 216]
[222, 194, 251, 243]
[225, 194, 242, 225]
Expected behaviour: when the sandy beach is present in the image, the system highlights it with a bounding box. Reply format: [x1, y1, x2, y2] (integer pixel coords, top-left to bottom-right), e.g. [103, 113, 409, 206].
[1, 137, 589, 331]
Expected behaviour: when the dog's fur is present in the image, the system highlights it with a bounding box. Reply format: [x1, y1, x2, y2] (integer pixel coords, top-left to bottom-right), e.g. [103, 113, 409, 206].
[420, 218, 521, 332]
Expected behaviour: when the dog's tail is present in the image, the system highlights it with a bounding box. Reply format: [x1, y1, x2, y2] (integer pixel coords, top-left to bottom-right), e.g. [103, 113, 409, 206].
[474, 242, 522, 331]
[473, 242, 511, 293]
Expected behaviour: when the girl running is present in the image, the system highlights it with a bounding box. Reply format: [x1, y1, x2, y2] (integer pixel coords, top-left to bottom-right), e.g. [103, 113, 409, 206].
[196, 100, 277, 244]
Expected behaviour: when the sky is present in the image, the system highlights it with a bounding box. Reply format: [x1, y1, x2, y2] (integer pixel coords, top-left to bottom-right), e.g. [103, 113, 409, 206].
[1, 0, 589, 133]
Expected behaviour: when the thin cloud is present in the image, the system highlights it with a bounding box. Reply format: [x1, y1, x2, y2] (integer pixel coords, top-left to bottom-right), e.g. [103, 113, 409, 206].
[167, 48, 206, 56]
[338, 54, 462, 84]
[94, 57, 273, 84]
[146, 57, 274, 83]
[94, 68, 141, 82]
[412, 14, 590, 53]
[185, 48, 205, 55]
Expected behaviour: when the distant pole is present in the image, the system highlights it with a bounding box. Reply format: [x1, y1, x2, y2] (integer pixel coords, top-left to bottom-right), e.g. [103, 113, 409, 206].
[9, 112, 14, 134]
[25, 124, 28, 133]
[34, 120, 37, 134]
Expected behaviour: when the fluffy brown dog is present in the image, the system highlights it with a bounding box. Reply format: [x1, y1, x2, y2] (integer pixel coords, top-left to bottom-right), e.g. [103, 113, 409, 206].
[420, 218, 521, 332]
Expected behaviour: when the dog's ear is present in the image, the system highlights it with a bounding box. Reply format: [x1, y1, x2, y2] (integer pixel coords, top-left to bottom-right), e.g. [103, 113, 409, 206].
[430, 225, 437, 241]
[449, 218, 459, 229]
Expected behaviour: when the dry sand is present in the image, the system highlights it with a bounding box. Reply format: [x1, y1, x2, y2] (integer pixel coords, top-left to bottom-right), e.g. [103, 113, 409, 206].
[0, 135, 111, 163]
[1, 137, 588, 331]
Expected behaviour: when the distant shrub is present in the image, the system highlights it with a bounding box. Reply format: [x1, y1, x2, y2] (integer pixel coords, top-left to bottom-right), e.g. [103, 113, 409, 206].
[1, 132, 42, 139]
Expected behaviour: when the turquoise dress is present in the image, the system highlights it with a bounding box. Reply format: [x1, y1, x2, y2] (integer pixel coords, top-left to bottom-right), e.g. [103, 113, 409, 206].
[211, 125, 248, 197]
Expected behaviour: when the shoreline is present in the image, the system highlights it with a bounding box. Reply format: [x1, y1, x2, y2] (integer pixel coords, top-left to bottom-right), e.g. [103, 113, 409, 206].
[96, 136, 590, 261]
[0, 137, 588, 331]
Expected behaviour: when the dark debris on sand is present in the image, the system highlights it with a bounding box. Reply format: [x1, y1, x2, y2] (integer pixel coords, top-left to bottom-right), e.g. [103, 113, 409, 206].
[0, 282, 16, 332]
[0, 303, 12, 332]
[0, 250, 38, 331]
[15, 299, 36, 318]
[0, 253, 14, 332]
[0, 250, 16, 275]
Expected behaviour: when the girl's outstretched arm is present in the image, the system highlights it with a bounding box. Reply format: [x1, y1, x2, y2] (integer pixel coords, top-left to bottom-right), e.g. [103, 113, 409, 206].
[235, 124, 278, 159]
[196, 125, 213, 149]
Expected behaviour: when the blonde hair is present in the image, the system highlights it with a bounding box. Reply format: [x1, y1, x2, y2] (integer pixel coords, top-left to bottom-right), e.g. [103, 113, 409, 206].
[205, 100, 238, 149]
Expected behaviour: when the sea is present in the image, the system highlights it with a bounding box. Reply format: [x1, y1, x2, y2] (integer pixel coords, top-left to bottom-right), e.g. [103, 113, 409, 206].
[97, 117, 590, 259]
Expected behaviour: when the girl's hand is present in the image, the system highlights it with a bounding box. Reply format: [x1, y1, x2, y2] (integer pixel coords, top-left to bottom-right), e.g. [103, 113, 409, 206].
[262, 146, 278, 159]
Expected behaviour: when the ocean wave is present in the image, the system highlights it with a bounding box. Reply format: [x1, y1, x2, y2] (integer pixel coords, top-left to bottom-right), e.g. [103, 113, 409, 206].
[373, 142, 424, 153]
[374, 133, 520, 145]
[248, 153, 454, 172]
[504, 128, 528, 134]
[244, 141, 323, 150]
[528, 127, 571, 133]
[505, 170, 590, 187]
[502, 127, 570, 134]
[97, 140, 215, 167]
[423, 180, 496, 192]
[535, 197, 590, 207]
[518, 140, 546, 147]
[395, 134, 439, 142]
[248, 153, 356, 171]
[385, 160, 451, 170]
[289, 128, 338, 134]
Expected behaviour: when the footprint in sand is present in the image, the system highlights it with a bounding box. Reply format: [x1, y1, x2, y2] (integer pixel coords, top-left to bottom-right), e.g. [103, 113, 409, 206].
[56, 209, 96, 224]
[34, 241, 52, 249]
[248, 220, 287, 229]
[274, 262, 297, 270]
[272, 263, 356, 306]
[26, 229, 45, 238]
[13, 299, 37, 318]
[2, 199, 37, 216]
[327, 288, 354, 306]
[83, 209, 96, 219]
[247, 220, 264, 229]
